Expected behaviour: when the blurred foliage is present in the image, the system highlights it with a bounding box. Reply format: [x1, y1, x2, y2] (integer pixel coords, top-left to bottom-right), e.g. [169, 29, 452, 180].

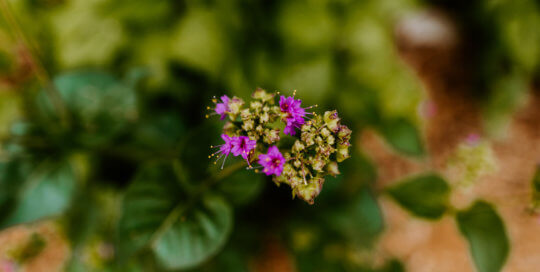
[456, 201, 509, 272]
[386, 173, 450, 220]
[0, 0, 536, 271]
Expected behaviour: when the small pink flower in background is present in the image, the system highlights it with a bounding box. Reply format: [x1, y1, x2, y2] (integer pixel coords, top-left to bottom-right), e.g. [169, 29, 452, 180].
[97, 242, 115, 260]
[258, 146, 285, 176]
[1, 260, 16, 272]
[418, 99, 437, 119]
[465, 133, 481, 146]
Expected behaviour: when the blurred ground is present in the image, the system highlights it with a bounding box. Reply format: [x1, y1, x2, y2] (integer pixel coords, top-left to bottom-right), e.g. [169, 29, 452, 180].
[362, 9, 540, 272]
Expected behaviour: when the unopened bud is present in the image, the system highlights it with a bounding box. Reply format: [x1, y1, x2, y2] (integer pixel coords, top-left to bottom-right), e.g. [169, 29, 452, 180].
[292, 140, 305, 153]
[320, 127, 331, 138]
[326, 162, 340, 176]
[260, 112, 269, 123]
[294, 178, 324, 205]
[336, 146, 350, 162]
[250, 101, 262, 111]
[242, 119, 254, 131]
[323, 110, 340, 132]
[338, 125, 352, 140]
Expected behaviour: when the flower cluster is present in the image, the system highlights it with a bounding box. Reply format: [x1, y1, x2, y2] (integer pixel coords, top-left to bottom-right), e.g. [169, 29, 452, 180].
[208, 88, 351, 204]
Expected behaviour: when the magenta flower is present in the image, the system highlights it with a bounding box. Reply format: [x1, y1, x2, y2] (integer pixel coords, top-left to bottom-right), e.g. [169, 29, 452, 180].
[280, 95, 305, 120]
[215, 95, 230, 120]
[283, 120, 303, 136]
[258, 146, 285, 176]
[212, 134, 234, 168]
[231, 136, 257, 166]
[279, 95, 306, 135]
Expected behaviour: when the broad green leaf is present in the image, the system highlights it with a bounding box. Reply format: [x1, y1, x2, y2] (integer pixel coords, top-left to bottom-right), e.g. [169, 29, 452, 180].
[386, 174, 450, 219]
[2, 160, 77, 227]
[119, 163, 233, 270]
[118, 163, 180, 259]
[378, 118, 424, 157]
[153, 194, 233, 270]
[456, 201, 509, 272]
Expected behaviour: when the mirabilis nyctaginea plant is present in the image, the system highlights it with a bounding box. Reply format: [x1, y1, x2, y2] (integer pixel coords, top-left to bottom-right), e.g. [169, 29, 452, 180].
[207, 88, 351, 204]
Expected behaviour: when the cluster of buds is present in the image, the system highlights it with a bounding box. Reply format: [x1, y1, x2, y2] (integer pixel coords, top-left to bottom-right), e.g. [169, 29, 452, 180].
[207, 88, 352, 204]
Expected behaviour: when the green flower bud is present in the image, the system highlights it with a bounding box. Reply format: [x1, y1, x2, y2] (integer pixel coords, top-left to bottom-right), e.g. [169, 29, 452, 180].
[292, 140, 305, 153]
[336, 146, 350, 162]
[240, 108, 251, 121]
[338, 125, 352, 140]
[252, 88, 275, 102]
[260, 112, 270, 123]
[263, 129, 280, 144]
[327, 135, 335, 145]
[326, 162, 340, 176]
[229, 97, 244, 115]
[311, 156, 326, 172]
[320, 127, 331, 138]
[315, 136, 324, 145]
[301, 123, 312, 132]
[290, 176, 303, 187]
[250, 101, 263, 111]
[256, 125, 264, 134]
[323, 110, 340, 132]
[283, 163, 295, 177]
[293, 177, 324, 205]
[242, 119, 254, 131]
[301, 131, 315, 146]
[223, 122, 236, 135]
[319, 145, 335, 157]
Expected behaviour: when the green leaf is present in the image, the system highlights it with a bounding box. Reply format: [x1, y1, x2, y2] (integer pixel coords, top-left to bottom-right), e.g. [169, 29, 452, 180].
[378, 118, 424, 157]
[36, 71, 138, 145]
[119, 163, 233, 270]
[153, 194, 233, 270]
[118, 163, 180, 259]
[325, 189, 384, 247]
[386, 174, 450, 219]
[2, 160, 77, 227]
[0, 160, 31, 221]
[531, 165, 540, 207]
[132, 113, 185, 152]
[456, 201, 509, 272]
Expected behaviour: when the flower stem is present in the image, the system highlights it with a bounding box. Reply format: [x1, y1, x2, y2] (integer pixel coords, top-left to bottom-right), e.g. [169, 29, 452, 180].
[0, 0, 70, 128]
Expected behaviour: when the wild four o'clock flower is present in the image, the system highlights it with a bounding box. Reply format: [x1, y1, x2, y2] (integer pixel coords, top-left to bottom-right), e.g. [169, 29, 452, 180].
[279, 93, 306, 136]
[210, 134, 234, 169]
[208, 88, 351, 204]
[214, 95, 230, 120]
[211, 134, 256, 168]
[231, 136, 256, 166]
[258, 146, 285, 176]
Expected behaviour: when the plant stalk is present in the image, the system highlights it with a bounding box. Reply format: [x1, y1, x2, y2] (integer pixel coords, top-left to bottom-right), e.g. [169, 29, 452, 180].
[0, 0, 70, 127]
